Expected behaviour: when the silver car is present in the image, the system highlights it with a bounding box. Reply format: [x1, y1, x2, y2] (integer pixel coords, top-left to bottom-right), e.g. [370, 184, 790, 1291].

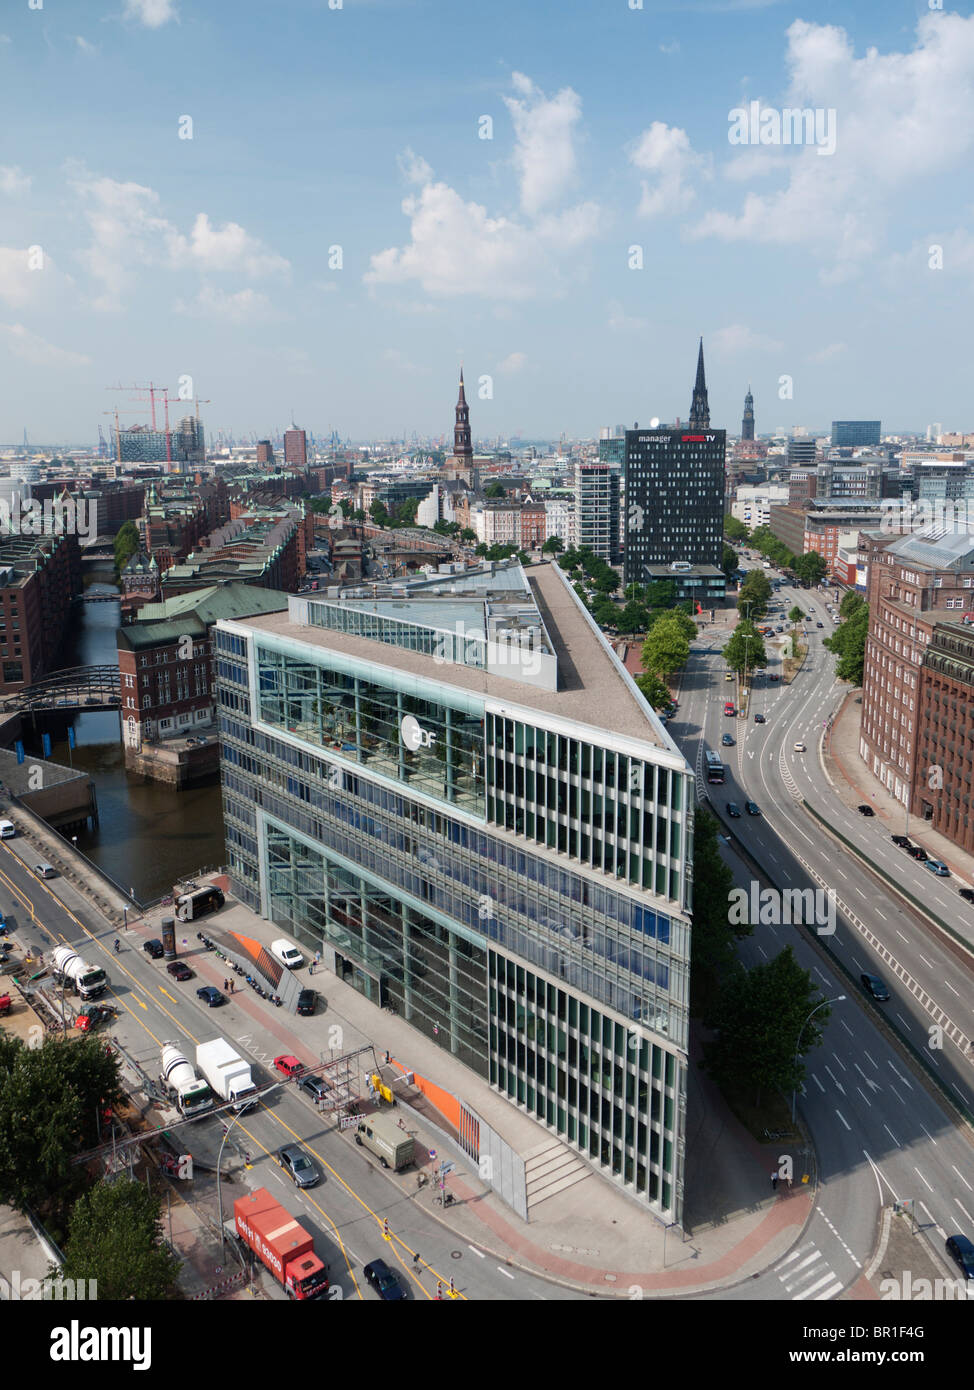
[279, 1144, 321, 1188]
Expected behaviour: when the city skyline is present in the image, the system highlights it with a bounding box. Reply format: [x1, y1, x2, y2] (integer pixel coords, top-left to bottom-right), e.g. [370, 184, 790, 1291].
[2, 1, 973, 443]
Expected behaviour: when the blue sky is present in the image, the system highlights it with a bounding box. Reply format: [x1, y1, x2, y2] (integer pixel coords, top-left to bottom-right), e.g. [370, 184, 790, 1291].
[2, 0, 973, 445]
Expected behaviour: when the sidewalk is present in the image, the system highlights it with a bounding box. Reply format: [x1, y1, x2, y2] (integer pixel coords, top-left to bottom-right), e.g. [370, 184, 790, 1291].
[132, 894, 821, 1297]
[824, 689, 974, 929]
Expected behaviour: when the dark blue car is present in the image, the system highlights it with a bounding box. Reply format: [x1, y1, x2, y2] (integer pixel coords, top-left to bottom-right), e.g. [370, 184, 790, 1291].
[196, 985, 224, 1007]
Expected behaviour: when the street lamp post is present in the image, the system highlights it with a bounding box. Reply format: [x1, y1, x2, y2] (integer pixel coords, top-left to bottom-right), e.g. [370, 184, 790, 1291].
[792, 995, 846, 1122]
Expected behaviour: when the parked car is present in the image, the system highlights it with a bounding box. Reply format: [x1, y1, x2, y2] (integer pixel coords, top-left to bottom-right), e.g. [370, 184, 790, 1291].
[298, 1073, 330, 1103]
[296, 988, 317, 1016]
[860, 972, 890, 1002]
[166, 960, 193, 980]
[726, 802, 742, 818]
[769, 673, 780, 682]
[0, 819, 15, 839]
[196, 985, 224, 1007]
[273, 1054, 304, 1080]
[744, 802, 761, 816]
[906, 845, 928, 861]
[363, 1258, 406, 1301]
[754, 713, 766, 724]
[945, 1234, 974, 1280]
[33, 863, 57, 879]
[721, 733, 735, 747]
[959, 887, 974, 904]
[278, 1144, 321, 1189]
[143, 938, 164, 960]
[857, 804, 875, 816]
[925, 859, 950, 877]
[891, 834, 911, 847]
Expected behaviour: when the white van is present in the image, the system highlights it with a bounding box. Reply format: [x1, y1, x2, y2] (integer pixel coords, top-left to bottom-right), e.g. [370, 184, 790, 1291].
[0, 820, 15, 839]
[270, 938, 303, 970]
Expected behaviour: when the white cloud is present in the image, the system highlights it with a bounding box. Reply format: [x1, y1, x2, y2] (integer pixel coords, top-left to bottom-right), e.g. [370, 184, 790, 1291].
[0, 167, 31, 196]
[503, 73, 583, 217]
[808, 342, 847, 364]
[366, 72, 599, 301]
[630, 122, 709, 217]
[381, 348, 431, 375]
[174, 285, 271, 322]
[496, 352, 527, 374]
[692, 14, 974, 279]
[169, 212, 289, 278]
[0, 323, 90, 368]
[0, 35, 10, 44]
[75, 36, 98, 55]
[68, 168, 288, 310]
[710, 323, 782, 354]
[123, 0, 178, 28]
[397, 148, 433, 186]
[659, 41, 680, 54]
[0, 247, 69, 308]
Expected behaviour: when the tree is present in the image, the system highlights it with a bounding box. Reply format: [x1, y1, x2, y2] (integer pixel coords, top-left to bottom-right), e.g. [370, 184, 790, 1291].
[645, 579, 677, 609]
[824, 601, 869, 684]
[723, 621, 767, 676]
[113, 521, 140, 575]
[635, 671, 671, 709]
[793, 550, 827, 587]
[351, 508, 367, 523]
[641, 616, 690, 680]
[541, 536, 564, 555]
[484, 481, 507, 499]
[704, 946, 830, 1106]
[689, 810, 750, 1016]
[593, 568, 621, 594]
[724, 515, 749, 543]
[558, 547, 580, 571]
[618, 601, 649, 634]
[573, 581, 591, 608]
[392, 498, 418, 527]
[660, 606, 697, 641]
[737, 569, 772, 621]
[459, 527, 477, 544]
[369, 499, 390, 528]
[624, 582, 645, 601]
[0, 1035, 124, 1218]
[788, 605, 804, 627]
[474, 542, 488, 557]
[62, 1179, 181, 1301]
[721, 544, 739, 581]
[839, 590, 865, 620]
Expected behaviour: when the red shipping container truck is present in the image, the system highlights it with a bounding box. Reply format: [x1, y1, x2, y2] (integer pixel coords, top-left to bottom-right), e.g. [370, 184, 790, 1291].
[233, 1187, 329, 1300]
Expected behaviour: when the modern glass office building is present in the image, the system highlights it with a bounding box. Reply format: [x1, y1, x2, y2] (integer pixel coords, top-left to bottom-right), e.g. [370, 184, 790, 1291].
[214, 559, 693, 1219]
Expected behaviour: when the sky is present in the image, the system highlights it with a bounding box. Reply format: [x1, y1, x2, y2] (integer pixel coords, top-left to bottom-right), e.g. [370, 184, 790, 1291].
[1, 0, 973, 446]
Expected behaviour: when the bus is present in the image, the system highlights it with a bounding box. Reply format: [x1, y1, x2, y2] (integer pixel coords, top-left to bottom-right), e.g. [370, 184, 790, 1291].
[705, 750, 725, 784]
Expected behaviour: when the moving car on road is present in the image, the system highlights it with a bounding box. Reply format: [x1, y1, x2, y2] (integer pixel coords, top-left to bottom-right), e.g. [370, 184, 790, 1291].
[363, 1259, 406, 1300]
[860, 972, 891, 1002]
[754, 713, 766, 724]
[793, 741, 806, 752]
[721, 733, 735, 746]
[726, 802, 742, 818]
[744, 802, 761, 816]
[279, 1144, 321, 1189]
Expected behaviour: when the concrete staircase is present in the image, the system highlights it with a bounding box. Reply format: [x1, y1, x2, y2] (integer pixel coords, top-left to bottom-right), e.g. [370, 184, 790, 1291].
[523, 1137, 592, 1211]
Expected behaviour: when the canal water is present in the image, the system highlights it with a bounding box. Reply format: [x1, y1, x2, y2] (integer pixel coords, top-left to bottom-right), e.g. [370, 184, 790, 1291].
[31, 567, 225, 902]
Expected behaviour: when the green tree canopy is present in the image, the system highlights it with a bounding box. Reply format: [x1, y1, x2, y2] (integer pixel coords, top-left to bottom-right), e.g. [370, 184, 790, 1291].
[724, 515, 749, 542]
[689, 809, 750, 1016]
[369, 499, 390, 527]
[793, 550, 827, 586]
[0, 1035, 124, 1217]
[722, 544, 739, 581]
[459, 527, 477, 544]
[592, 597, 619, 629]
[593, 567, 621, 594]
[541, 535, 564, 554]
[113, 521, 140, 574]
[62, 1178, 181, 1301]
[659, 606, 697, 641]
[723, 621, 767, 675]
[788, 605, 804, 626]
[839, 590, 865, 619]
[737, 569, 772, 621]
[645, 579, 677, 609]
[635, 671, 670, 709]
[617, 601, 649, 634]
[824, 601, 869, 684]
[484, 481, 507, 499]
[641, 616, 690, 679]
[704, 946, 830, 1106]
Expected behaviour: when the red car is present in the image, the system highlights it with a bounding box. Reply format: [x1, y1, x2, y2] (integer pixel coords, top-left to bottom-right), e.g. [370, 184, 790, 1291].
[273, 1054, 304, 1080]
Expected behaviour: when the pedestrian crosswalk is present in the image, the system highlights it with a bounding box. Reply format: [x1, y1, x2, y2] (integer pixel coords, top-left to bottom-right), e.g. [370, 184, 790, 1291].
[774, 1242, 843, 1300]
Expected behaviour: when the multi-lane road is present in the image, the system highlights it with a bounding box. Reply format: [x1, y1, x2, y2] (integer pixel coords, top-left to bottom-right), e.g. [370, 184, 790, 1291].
[670, 570, 974, 1299]
[0, 842, 574, 1302]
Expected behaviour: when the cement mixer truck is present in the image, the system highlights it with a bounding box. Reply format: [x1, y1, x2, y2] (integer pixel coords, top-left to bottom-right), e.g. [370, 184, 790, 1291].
[50, 945, 107, 1001]
[160, 1043, 213, 1118]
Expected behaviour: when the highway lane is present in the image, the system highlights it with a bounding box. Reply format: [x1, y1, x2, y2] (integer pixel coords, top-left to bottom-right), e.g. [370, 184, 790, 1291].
[670, 575, 974, 1299]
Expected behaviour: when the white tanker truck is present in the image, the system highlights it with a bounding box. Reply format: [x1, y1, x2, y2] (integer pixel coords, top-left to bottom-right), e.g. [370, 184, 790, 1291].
[160, 1043, 214, 1118]
[50, 945, 107, 1001]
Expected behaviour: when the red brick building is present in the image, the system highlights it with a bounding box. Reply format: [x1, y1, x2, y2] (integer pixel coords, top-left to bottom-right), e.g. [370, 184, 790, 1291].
[0, 533, 81, 693]
[913, 622, 974, 852]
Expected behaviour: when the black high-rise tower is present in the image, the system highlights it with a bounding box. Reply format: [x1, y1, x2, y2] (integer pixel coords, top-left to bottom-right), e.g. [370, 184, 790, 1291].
[742, 384, 754, 441]
[688, 337, 710, 430]
[453, 368, 473, 462]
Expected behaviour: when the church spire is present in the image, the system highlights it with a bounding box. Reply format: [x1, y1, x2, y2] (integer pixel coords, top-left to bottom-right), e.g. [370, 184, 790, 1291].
[742, 382, 754, 441]
[453, 367, 473, 461]
[689, 337, 710, 430]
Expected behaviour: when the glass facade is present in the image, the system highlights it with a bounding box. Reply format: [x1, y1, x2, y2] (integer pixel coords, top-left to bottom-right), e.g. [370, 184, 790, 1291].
[308, 599, 489, 671]
[215, 616, 691, 1219]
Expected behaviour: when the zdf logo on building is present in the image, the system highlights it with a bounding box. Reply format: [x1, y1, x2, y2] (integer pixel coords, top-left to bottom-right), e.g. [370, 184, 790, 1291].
[400, 714, 437, 751]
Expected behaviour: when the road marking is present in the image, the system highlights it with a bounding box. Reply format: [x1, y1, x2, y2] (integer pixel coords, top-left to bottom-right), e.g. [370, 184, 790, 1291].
[824, 1066, 845, 1095]
[811, 1073, 825, 1093]
[912, 1167, 934, 1193]
[497, 1266, 515, 1280]
[895, 931, 909, 943]
[468, 1245, 485, 1258]
[856, 1088, 871, 1107]
[863, 1050, 878, 1069]
[918, 953, 934, 969]
[887, 1061, 914, 1091]
[830, 1051, 847, 1072]
[883, 1124, 901, 1148]
[875, 910, 887, 922]
[919, 1123, 938, 1145]
[919, 1201, 946, 1240]
[835, 1109, 852, 1131]
[955, 1199, 974, 1227]
[944, 980, 961, 998]
[952, 1165, 973, 1193]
